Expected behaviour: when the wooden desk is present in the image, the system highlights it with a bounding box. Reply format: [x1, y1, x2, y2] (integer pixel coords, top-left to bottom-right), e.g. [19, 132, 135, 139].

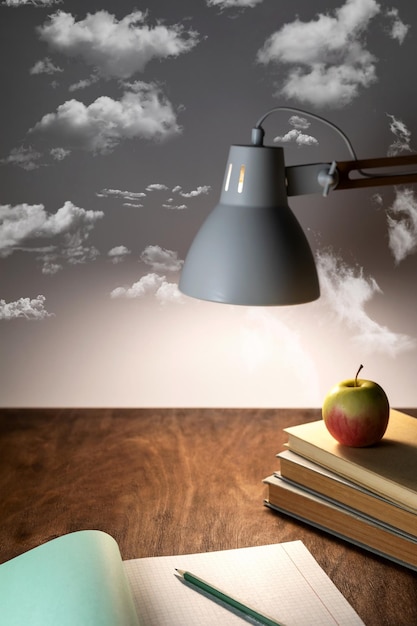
[1, 408, 416, 625]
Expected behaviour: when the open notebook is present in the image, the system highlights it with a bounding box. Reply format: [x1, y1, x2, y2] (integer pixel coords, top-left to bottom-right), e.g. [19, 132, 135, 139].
[0, 530, 364, 625]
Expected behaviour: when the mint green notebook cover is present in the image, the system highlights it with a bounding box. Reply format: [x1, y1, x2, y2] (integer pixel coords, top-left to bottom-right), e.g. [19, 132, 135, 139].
[0, 530, 139, 626]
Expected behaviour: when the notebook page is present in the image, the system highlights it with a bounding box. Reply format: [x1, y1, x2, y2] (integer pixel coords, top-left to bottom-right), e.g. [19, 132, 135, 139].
[123, 541, 364, 626]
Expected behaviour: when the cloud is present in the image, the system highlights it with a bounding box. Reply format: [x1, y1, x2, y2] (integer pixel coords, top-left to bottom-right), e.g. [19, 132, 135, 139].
[30, 82, 181, 153]
[386, 8, 410, 44]
[68, 74, 99, 92]
[110, 272, 185, 304]
[146, 183, 169, 192]
[274, 128, 319, 147]
[0, 201, 103, 271]
[316, 250, 416, 355]
[163, 203, 187, 210]
[382, 116, 417, 263]
[207, 0, 264, 7]
[257, 0, 381, 107]
[386, 188, 417, 264]
[108, 245, 131, 264]
[288, 115, 311, 130]
[2, 0, 62, 5]
[1, 146, 44, 170]
[140, 245, 183, 272]
[273, 115, 318, 146]
[37, 10, 199, 79]
[30, 57, 63, 75]
[97, 183, 210, 210]
[40, 240, 100, 271]
[386, 113, 412, 156]
[178, 185, 211, 198]
[97, 188, 146, 206]
[0, 295, 53, 321]
[50, 147, 70, 160]
[41, 260, 63, 275]
[154, 281, 185, 305]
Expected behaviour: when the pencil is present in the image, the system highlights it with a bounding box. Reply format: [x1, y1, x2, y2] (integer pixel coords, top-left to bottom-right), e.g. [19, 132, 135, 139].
[175, 568, 284, 626]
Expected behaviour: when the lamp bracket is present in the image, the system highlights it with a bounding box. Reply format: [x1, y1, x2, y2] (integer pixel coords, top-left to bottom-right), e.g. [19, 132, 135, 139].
[318, 161, 338, 197]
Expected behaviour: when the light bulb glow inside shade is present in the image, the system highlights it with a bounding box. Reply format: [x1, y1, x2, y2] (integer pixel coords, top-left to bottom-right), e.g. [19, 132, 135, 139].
[179, 145, 320, 306]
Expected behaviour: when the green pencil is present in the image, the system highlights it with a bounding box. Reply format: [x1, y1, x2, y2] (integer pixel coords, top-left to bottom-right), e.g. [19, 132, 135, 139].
[175, 568, 284, 626]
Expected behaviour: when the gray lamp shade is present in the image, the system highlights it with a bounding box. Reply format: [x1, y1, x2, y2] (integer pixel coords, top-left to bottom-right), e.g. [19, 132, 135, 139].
[179, 145, 320, 306]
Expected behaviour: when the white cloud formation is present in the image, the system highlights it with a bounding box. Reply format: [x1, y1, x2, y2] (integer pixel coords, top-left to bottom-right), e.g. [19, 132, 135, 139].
[386, 113, 412, 156]
[257, 0, 381, 107]
[39, 240, 100, 271]
[316, 250, 416, 355]
[2, 0, 61, 5]
[386, 188, 417, 264]
[155, 281, 185, 305]
[0, 201, 103, 272]
[146, 183, 169, 192]
[163, 203, 187, 210]
[97, 183, 210, 209]
[68, 74, 99, 92]
[1, 146, 44, 170]
[178, 185, 211, 198]
[380, 115, 417, 264]
[37, 10, 199, 79]
[274, 114, 318, 146]
[288, 115, 311, 130]
[110, 272, 184, 304]
[140, 245, 183, 272]
[274, 128, 319, 147]
[50, 146, 70, 160]
[386, 8, 410, 44]
[97, 188, 146, 207]
[108, 245, 131, 264]
[30, 57, 63, 75]
[41, 259, 63, 275]
[207, 0, 263, 7]
[30, 82, 181, 153]
[0, 295, 53, 321]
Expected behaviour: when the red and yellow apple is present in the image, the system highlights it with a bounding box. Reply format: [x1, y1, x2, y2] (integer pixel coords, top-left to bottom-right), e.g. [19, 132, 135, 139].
[322, 365, 390, 447]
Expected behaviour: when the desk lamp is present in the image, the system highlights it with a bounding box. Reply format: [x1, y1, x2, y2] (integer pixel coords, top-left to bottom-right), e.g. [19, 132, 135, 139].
[179, 107, 417, 306]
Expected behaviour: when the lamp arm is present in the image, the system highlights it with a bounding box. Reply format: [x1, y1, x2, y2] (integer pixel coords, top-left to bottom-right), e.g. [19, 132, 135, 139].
[286, 154, 417, 197]
[252, 106, 417, 196]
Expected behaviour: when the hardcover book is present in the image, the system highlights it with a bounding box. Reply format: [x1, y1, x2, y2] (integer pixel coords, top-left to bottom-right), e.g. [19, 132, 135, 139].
[277, 449, 417, 537]
[283, 409, 417, 512]
[264, 474, 417, 571]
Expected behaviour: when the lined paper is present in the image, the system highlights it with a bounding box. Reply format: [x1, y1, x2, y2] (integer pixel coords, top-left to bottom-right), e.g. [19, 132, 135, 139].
[124, 541, 364, 625]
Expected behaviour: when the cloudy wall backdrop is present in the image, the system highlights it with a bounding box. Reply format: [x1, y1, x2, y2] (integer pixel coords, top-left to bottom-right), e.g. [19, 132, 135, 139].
[1, 0, 417, 407]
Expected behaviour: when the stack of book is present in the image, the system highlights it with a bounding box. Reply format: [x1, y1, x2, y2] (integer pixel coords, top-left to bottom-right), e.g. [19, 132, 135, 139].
[263, 408, 417, 571]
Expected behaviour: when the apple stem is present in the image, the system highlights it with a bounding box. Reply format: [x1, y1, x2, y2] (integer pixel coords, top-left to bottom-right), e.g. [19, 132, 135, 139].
[355, 364, 363, 387]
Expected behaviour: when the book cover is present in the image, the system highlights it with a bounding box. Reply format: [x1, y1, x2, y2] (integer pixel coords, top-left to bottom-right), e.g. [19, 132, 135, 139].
[264, 474, 417, 572]
[277, 449, 417, 537]
[283, 409, 417, 512]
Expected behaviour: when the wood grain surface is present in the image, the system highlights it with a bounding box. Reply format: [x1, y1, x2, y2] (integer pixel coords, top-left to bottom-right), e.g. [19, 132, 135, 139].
[1, 408, 416, 625]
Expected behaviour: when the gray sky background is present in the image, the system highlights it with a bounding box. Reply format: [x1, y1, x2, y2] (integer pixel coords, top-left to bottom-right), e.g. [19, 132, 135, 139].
[1, 0, 417, 407]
